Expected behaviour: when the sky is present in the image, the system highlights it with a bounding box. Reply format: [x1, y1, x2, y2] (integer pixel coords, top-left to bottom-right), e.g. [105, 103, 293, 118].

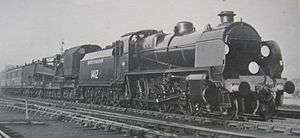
[0, 0, 299, 79]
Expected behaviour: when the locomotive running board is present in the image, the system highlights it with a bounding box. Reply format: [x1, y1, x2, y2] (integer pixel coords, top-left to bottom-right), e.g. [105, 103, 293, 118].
[126, 67, 209, 76]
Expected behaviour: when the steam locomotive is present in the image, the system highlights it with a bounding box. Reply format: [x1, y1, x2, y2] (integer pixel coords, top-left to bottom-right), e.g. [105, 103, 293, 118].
[1, 11, 295, 120]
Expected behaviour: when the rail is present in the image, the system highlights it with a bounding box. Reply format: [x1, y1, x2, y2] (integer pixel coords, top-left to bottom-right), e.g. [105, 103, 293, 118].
[0, 98, 256, 138]
[21, 97, 300, 136]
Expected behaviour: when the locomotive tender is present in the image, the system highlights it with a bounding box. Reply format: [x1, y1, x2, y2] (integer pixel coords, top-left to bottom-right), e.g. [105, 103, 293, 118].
[1, 11, 295, 120]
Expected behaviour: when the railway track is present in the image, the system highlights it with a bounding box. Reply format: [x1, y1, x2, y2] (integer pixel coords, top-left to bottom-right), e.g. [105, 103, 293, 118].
[24, 98, 300, 132]
[0, 101, 177, 138]
[2, 96, 300, 137]
[0, 98, 256, 138]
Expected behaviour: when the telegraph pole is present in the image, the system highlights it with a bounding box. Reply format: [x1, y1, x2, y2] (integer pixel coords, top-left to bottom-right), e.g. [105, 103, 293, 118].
[60, 39, 65, 54]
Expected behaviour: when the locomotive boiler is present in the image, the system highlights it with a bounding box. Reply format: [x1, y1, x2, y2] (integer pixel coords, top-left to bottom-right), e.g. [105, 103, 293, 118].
[0, 11, 295, 120]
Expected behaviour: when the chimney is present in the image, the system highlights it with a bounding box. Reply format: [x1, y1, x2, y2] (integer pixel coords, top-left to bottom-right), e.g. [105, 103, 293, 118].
[218, 11, 236, 24]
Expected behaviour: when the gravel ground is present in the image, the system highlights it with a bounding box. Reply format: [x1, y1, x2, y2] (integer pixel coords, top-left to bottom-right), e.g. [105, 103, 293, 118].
[205, 126, 300, 138]
[0, 111, 130, 138]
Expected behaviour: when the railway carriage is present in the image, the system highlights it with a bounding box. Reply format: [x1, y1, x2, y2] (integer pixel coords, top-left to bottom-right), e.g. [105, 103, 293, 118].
[1, 62, 56, 96]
